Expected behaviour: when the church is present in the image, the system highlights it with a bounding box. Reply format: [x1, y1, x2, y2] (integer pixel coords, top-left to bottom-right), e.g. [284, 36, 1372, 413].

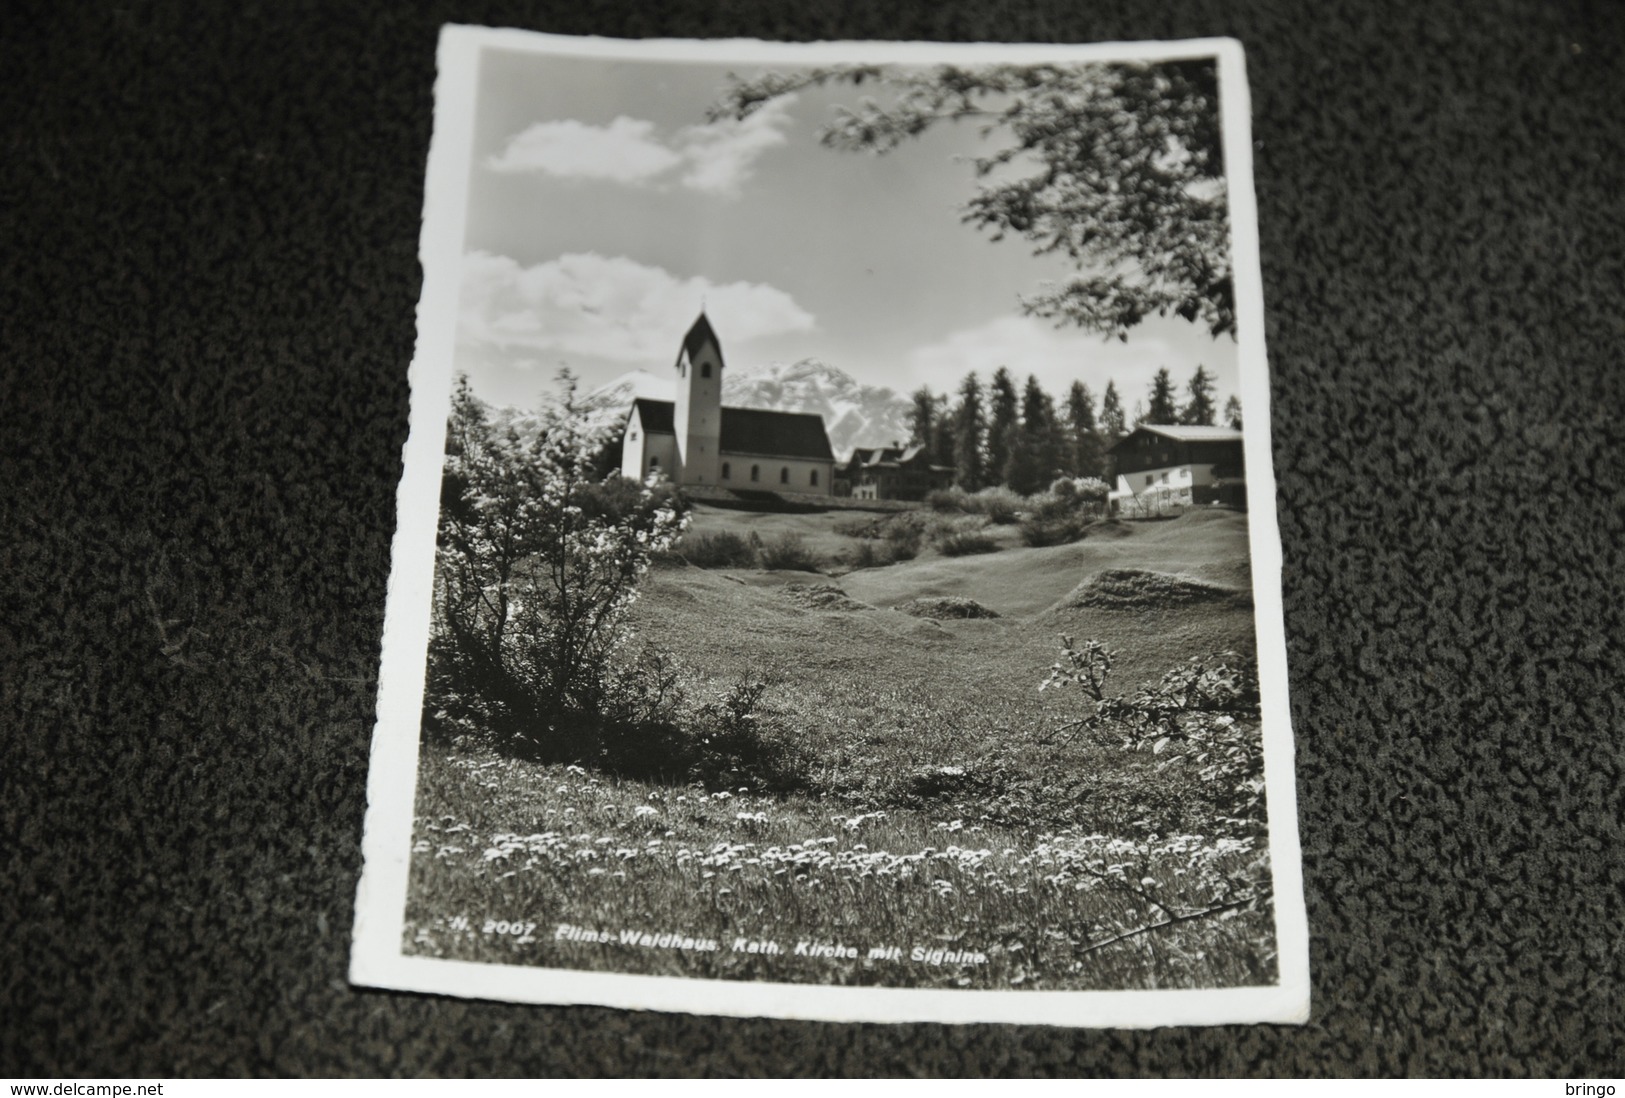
[619, 313, 836, 495]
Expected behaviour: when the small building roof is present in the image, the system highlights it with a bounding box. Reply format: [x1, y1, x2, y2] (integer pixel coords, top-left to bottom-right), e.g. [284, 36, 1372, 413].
[841, 444, 952, 474]
[849, 446, 904, 467]
[845, 445, 937, 468]
[1107, 423, 1243, 451]
[631, 398, 675, 434]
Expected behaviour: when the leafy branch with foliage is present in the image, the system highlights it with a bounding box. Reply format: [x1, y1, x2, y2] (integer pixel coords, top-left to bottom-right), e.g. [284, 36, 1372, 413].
[1035, 634, 1271, 951]
[710, 60, 1233, 339]
[1040, 635, 1264, 832]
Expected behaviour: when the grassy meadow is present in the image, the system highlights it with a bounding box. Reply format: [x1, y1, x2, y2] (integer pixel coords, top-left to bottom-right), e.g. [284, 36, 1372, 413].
[405, 503, 1277, 991]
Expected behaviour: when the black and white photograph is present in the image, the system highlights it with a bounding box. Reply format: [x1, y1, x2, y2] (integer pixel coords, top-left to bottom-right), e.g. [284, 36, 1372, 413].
[350, 27, 1307, 1027]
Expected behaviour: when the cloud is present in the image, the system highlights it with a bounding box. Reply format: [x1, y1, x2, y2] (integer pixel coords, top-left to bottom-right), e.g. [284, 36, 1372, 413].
[486, 98, 797, 198]
[458, 251, 816, 365]
[486, 116, 681, 185]
[903, 313, 1226, 404]
[670, 100, 798, 196]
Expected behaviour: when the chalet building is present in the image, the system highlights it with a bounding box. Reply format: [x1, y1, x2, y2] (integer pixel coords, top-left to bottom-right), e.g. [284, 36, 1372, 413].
[620, 313, 835, 494]
[836, 445, 956, 501]
[1106, 424, 1246, 514]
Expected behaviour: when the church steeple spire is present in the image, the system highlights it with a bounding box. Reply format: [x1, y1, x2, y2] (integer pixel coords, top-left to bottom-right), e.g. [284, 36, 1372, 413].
[677, 310, 724, 374]
[672, 311, 723, 485]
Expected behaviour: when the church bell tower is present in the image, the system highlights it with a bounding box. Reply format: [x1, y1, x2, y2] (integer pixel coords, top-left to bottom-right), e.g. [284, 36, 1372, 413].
[672, 312, 723, 485]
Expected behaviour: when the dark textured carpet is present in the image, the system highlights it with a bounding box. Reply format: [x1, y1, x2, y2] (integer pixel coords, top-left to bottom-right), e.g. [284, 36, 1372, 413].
[3, 0, 1622, 1078]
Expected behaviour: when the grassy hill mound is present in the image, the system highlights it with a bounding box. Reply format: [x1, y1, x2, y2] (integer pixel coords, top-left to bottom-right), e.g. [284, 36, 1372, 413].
[1061, 568, 1252, 611]
[630, 506, 1259, 731]
[838, 510, 1251, 618]
[782, 583, 871, 612]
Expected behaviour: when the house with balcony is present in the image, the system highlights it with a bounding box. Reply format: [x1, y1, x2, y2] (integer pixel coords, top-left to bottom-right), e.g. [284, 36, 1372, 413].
[1106, 424, 1246, 515]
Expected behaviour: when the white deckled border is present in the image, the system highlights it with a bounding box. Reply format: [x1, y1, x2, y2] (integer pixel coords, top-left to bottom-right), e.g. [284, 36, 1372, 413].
[351, 25, 1309, 1028]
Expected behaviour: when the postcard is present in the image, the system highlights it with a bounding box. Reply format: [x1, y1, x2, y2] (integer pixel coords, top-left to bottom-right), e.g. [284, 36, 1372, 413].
[350, 25, 1308, 1027]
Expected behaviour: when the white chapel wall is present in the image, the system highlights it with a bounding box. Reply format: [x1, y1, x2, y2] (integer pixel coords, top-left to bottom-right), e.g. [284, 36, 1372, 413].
[719, 453, 833, 495]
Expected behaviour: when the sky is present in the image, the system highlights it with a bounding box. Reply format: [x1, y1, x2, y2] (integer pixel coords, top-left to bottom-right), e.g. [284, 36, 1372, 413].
[453, 45, 1240, 418]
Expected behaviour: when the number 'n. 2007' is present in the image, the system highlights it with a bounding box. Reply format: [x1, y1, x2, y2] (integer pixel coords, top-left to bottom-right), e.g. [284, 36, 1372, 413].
[483, 920, 536, 936]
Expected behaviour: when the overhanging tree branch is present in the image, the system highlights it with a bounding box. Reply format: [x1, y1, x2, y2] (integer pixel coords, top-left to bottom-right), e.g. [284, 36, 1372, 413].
[709, 60, 1234, 339]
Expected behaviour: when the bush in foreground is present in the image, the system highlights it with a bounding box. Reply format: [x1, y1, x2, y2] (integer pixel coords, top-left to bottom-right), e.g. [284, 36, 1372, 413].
[676, 530, 758, 568]
[924, 485, 1024, 522]
[1018, 513, 1093, 547]
[757, 532, 822, 572]
[971, 486, 1024, 524]
[429, 374, 688, 750]
[833, 514, 884, 538]
[437, 643, 813, 794]
[844, 539, 895, 570]
[882, 517, 924, 559]
[939, 530, 999, 556]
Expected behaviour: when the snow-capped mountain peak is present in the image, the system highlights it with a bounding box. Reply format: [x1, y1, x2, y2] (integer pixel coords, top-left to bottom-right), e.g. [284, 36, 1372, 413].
[573, 358, 914, 456]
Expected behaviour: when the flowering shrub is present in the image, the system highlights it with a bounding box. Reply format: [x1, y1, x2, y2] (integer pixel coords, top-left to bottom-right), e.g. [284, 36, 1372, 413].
[1048, 476, 1111, 504]
[429, 374, 688, 751]
[1040, 635, 1264, 834]
[1036, 636, 1271, 941]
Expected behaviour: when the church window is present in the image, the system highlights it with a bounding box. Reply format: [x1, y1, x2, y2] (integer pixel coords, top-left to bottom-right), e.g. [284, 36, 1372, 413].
[722, 462, 731, 480]
[750, 465, 760, 482]
[809, 470, 819, 487]
[701, 362, 712, 378]
[780, 467, 789, 485]
[1144, 474, 1153, 487]
[630, 430, 638, 441]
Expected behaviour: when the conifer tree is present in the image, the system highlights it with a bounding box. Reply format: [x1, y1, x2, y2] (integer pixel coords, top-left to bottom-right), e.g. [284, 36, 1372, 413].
[930, 392, 955, 467]
[1002, 425, 1039, 496]
[1181, 365, 1217, 426]
[987, 367, 1020, 487]
[1144, 367, 1180, 425]
[1029, 374, 1064, 489]
[1224, 394, 1244, 431]
[908, 386, 937, 451]
[952, 373, 986, 489]
[1100, 381, 1127, 442]
[1002, 375, 1057, 494]
[1066, 380, 1102, 478]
